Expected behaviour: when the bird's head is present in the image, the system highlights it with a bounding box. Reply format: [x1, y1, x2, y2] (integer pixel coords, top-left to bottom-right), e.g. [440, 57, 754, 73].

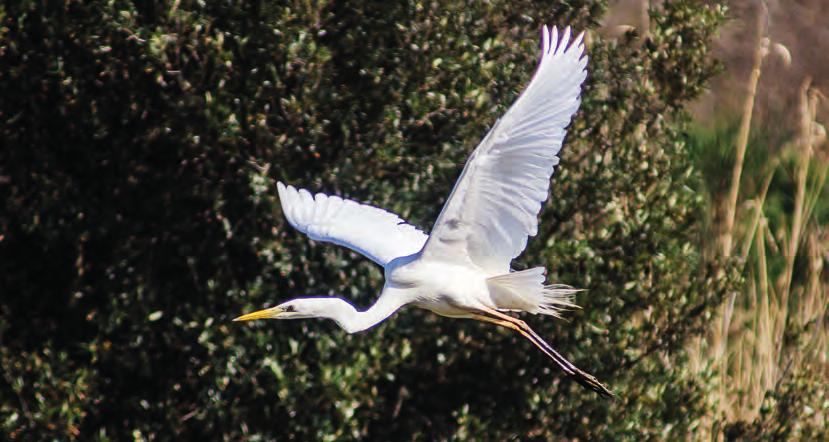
[233, 297, 352, 322]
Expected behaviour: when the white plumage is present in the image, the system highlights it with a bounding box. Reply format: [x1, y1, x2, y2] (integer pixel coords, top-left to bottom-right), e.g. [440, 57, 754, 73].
[236, 26, 611, 396]
[424, 27, 586, 274]
[276, 182, 427, 266]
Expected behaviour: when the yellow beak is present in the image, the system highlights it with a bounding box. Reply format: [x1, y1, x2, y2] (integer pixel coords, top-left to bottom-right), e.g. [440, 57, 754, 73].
[233, 306, 285, 322]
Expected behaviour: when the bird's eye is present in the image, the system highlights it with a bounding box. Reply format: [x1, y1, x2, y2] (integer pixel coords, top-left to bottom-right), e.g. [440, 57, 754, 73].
[282, 305, 296, 312]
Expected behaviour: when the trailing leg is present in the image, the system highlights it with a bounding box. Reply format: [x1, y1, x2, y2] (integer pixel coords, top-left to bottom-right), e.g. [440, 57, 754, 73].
[473, 307, 613, 397]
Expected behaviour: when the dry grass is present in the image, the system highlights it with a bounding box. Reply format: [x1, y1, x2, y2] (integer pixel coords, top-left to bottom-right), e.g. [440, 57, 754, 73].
[692, 73, 828, 436]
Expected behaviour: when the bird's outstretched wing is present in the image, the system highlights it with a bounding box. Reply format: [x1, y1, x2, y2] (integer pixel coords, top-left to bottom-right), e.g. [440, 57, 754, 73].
[277, 182, 428, 266]
[422, 26, 587, 274]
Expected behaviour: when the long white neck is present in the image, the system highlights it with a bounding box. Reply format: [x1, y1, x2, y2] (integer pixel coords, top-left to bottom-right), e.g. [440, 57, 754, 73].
[305, 289, 406, 334]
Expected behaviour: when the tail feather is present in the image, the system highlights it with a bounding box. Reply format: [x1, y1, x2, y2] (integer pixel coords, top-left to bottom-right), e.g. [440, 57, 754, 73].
[538, 284, 581, 317]
[487, 267, 581, 318]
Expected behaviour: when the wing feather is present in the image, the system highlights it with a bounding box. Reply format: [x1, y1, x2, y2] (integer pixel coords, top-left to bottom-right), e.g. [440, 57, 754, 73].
[277, 182, 427, 266]
[423, 26, 588, 274]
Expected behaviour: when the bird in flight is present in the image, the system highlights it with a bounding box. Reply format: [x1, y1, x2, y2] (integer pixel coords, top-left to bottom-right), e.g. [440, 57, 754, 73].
[235, 26, 611, 397]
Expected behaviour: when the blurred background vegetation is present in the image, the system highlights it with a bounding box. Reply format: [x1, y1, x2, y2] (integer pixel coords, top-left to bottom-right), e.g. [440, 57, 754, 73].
[0, 0, 826, 440]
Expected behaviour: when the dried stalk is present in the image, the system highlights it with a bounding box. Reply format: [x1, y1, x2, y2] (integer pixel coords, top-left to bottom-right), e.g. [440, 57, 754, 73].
[639, 0, 650, 39]
[782, 78, 816, 299]
[721, 3, 768, 257]
[740, 168, 776, 262]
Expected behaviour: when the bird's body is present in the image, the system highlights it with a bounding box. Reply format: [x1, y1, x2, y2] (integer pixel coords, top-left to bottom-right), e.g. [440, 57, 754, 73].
[386, 256, 572, 319]
[235, 26, 612, 396]
[388, 256, 488, 315]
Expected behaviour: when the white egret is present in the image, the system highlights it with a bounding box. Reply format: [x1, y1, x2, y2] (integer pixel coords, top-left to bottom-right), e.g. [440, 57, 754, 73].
[235, 26, 612, 396]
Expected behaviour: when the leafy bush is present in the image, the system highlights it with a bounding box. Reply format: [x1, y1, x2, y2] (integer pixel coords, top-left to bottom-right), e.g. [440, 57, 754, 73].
[1, 0, 736, 439]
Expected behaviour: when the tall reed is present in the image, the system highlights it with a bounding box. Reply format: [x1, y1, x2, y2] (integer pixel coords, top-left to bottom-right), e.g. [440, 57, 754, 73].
[720, 2, 767, 257]
[686, 0, 828, 429]
[693, 77, 828, 435]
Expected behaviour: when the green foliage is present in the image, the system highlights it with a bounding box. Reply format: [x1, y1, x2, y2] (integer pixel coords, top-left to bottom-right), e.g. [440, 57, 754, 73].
[686, 119, 772, 200]
[1, 0, 735, 439]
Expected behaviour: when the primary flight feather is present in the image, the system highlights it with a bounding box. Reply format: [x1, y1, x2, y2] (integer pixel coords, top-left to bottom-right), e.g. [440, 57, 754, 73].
[236, 26, 611, 397]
